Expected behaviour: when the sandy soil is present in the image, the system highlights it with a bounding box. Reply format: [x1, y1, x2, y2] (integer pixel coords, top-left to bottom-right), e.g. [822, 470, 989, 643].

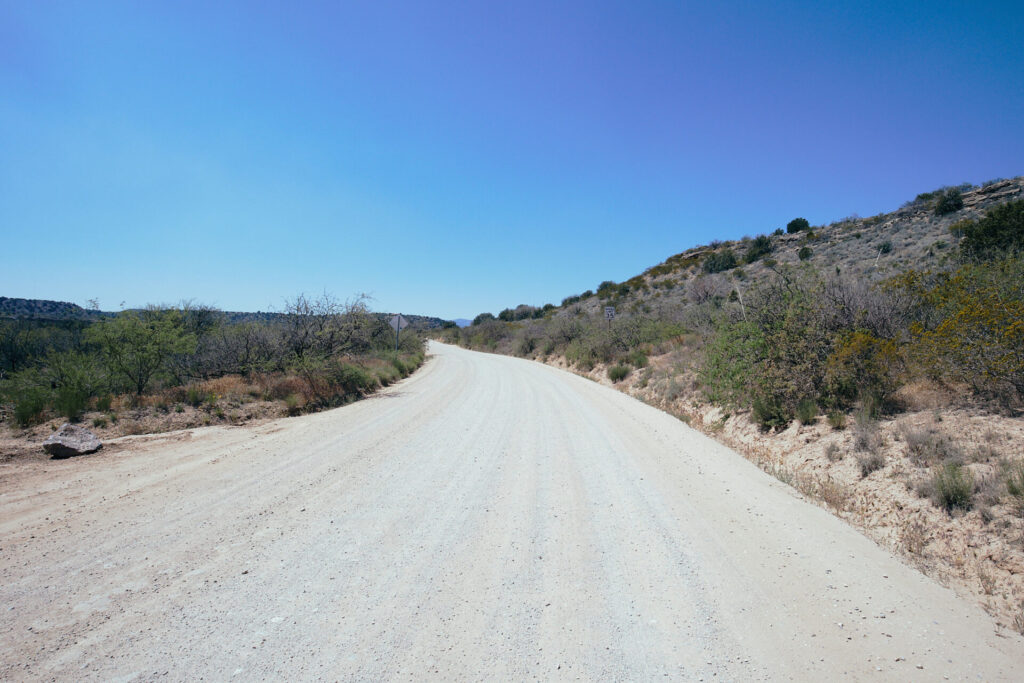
[1, 341, 1022, 680]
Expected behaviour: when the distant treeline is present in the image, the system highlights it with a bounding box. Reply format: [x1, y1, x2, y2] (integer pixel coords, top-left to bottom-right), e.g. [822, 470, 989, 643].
[0, 296, 450, 329]
[0, 293, 426, 427]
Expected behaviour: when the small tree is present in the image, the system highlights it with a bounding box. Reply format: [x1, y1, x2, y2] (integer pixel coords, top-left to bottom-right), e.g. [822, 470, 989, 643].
[471, 312, 495, 326]
[744, 235, 774, 264]
[86, 308, 197, 395]
[787, 217, 810, 234]
[934, 188, 964, 216]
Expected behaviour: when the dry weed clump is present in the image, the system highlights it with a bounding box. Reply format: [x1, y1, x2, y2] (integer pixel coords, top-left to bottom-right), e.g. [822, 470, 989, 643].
[853, 412, 881, 452]
[857, 451, 886, 477]
[202, 375, 258, 400]
[900, 424, 964, 467]
[977, 566, 997, 596]
[268, 376, 307, 401]
[815, 475, 850, 511]
[922, 462, 975, 512]
[899, 518, 929, 556]
[1005, 460, 1024, 517]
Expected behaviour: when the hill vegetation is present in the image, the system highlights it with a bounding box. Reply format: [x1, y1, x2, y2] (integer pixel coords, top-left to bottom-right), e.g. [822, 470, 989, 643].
[441, 177, 1024, 419]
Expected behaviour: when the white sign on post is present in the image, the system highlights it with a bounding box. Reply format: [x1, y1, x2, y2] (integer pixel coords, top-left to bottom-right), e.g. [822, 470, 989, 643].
[604, 307, 615, 321]
[390, 314, 410, 351]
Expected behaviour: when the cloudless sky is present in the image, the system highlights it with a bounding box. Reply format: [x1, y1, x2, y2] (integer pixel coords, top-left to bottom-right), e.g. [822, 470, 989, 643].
[2, 1, 1022, 319]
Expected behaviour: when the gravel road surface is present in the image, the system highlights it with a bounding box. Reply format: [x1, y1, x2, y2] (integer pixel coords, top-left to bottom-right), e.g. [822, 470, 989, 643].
[2, 341, 1021, 680]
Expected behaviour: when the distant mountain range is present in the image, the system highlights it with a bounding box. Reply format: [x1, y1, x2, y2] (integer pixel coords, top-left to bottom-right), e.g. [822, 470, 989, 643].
[0, 297, 451, 329]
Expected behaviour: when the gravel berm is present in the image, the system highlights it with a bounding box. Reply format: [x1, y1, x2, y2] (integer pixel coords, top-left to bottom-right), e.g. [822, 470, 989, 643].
[1, 341, 1021, 680]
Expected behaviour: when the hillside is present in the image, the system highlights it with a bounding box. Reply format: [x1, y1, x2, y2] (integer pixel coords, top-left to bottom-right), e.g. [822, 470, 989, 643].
[0, 297, 107, 321]
[556, 177, 1024, 319]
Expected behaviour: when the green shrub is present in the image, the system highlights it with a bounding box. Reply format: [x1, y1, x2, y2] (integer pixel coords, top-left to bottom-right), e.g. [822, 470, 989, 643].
[1006, 461, 1024, 514]
[857, 451, 885, 477]
[86, 308, 196, 395]
[700, 321, 764, 408]
[879, 241, 892, 254]
[471, 312, 495, 325]
[787, 217, 810, 234]
[596, 281, 619, 299]
[284, 393, 301, 416]
[96, 394, 112, 412]
[798, 246, 812, 261]
[827, 411, 847, 430]
[12, 386, 50, 427]
[389, 355, 409, 375]
[744, 235, 774, 264]
[3, 368, 52, 427]
[54, 385, 89, 421]
[92, 416, 108, 428]
[702, 249, 738, 274]
[895, 255, 1024, 405]
[934, 188, 964, 215]
[331, 363, 378, 396]
[823, 331, 903, 413]
[959, 199, 1024, 256]
[931, 462, 974, 511]
[185, 385, 204, 407]
[608, 364, 631, 382]
[752, 393, 790, 431]
[625, 349, 648, 368]
[796, 398, 818, 425]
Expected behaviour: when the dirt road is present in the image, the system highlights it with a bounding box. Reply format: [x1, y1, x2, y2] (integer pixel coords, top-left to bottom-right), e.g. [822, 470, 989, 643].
[2, 342, 1021, 680]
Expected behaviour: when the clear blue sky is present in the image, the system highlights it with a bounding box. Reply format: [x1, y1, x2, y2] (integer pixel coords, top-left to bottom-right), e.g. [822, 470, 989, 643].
[2, 1, 1022, 320]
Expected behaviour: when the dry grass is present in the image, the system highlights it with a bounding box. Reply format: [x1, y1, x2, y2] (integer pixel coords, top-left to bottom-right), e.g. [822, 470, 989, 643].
[899, 518, 929, 556]
[857, 451, 886, 477]
[899, 423, 964, 467]
[978, 566, 997, 596]
[815, 475, 850, 511]
[825, 442, 842, 462]
[853, 413, 881, 452]
[895, 379, 956, 411]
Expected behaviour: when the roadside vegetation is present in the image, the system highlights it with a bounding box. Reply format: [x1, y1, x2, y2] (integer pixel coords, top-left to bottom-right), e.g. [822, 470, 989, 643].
[1, 293, 425, 436]
[436, 179, 1024, 630]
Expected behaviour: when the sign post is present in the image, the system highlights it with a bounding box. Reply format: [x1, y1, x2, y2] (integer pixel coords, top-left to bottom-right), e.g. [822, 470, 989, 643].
[604, 306, 615, 327]
[389, 314, 410, 351]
